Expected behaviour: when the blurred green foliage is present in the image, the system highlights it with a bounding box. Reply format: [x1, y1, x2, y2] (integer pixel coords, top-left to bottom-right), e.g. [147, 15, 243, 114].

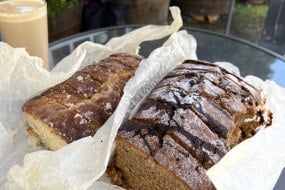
[231, 3, 268, 43]
[46, 0, 81, 16]
[184, 2, 268, 43]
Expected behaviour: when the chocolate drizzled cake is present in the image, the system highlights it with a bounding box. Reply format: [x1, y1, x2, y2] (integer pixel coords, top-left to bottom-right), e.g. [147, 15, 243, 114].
[22, 53, 142, 150]
[109, 60, 265, 190]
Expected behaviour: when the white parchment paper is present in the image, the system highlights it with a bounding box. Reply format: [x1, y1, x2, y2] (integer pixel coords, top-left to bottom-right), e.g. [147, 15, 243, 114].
[1, 6, 285, 190]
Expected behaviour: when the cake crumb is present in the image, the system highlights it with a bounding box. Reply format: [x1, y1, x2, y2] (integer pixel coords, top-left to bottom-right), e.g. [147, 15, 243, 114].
[74, 113, 82, 119]
[80, 119, 88, 125]
[83, 111, 93, 118]
[66, 94, 71, 100]
[76, 75, 84, 82]
[105, 102, 112, 110]
[67, 103, 74, 108]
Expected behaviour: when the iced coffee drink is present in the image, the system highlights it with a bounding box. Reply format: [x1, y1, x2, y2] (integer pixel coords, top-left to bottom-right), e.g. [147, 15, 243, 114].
[0, 0, 49, 69]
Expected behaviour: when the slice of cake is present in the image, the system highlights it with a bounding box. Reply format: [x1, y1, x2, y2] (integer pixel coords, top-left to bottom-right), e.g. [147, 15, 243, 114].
[109, 60, 266, 190]
[22, 53, 142, 150]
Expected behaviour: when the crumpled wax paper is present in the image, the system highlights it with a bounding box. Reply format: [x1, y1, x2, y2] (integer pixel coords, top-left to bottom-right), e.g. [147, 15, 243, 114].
[0, 7, 195, 190]
[1, 6, 285, 190]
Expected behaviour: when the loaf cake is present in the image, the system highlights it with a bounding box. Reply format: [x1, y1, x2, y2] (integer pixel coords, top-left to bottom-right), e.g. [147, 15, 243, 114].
[109, 60, 266, 190]
[22, 53, 142, 150]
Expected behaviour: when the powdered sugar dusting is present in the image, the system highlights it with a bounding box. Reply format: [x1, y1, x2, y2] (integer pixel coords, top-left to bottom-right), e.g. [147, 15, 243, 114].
[79, 118, 88, 125]
[66, 94, 71, 100]
[136, 106, 170, 126]
[173, 108, 220, 144]
[200, 79, 225, 97]
[76, 75, 84, 82]
[171, 79, 192, 91]
[181, 94, 197, 105]
[105, 102, 112, 111]
[83, 111, 93, 119]
[66, 103, 75, 108]
[150, 87, 178, 104]
[74, 113, 82, 119]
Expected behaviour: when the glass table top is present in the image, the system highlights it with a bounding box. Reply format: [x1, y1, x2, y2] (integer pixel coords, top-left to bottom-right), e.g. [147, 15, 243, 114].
[49, 25, 285, 87]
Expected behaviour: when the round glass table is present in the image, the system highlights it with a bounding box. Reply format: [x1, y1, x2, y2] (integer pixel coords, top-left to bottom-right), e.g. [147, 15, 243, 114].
[49, 25, 285, 88]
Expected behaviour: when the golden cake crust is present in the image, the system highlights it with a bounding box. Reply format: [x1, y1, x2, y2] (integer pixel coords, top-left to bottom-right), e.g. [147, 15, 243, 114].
[22, 53, 142, 150]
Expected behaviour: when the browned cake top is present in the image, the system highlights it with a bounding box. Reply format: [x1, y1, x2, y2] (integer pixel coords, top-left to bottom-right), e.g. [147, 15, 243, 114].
[133, 60, 261, 143]
[117, 60, 262, 189]
[22, 53, 142, 143]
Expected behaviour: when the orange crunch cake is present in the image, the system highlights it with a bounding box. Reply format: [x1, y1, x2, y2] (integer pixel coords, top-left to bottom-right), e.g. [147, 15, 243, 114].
[22, 53, 142, 150]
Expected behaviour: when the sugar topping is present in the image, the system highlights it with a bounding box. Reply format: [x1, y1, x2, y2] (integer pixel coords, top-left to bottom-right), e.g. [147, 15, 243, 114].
[66, 103, 74, 108]
[138, 106, 170, 126]
[105, 102, 112, 111]
[76, 75, 84, 82]
[83, 111, 93, 119]
[74, 113, 82, 119]
[181, 94, 197, 105]
[66, 94, 71, 100]
[79, 118, 88, 125]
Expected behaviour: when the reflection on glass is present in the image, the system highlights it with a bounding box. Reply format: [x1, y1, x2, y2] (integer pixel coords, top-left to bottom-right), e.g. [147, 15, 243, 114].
[49, 26, 285, 87]
[270, 60, 285, 87]
[191, 31, 275, 80]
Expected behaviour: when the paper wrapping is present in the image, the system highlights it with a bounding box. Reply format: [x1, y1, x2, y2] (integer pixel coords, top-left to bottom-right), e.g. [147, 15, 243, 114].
[1, 6, 285, 190]
[0, 7, 192, 190]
